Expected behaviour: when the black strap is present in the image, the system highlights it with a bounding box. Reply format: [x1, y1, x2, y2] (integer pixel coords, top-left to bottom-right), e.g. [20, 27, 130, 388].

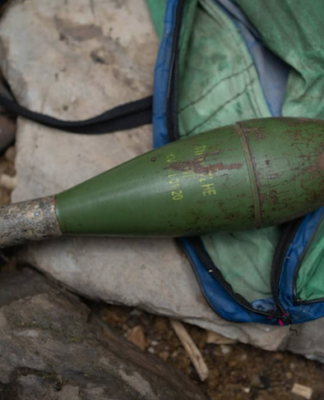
[0, 94, 152, 134]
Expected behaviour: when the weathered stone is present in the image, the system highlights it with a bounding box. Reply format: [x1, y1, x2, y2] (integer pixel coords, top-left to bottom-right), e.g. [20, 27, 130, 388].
[127, 325, 146, 351]
[0, 0, 323, 362]
[0, 267, 207, 400]
[285, 318, 324, 363]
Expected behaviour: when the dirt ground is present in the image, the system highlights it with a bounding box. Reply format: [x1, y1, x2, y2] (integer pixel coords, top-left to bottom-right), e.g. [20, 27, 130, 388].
[1, 148, 323, 400]
[99, 304, 324, 400]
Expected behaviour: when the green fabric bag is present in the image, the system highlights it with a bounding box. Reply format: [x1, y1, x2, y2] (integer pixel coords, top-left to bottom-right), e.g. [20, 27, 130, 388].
[146, 0, 324, 304]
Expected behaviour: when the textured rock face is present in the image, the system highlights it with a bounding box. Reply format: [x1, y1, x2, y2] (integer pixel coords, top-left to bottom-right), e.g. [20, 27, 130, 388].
[0, 267, 207, 400]
[0, 0, 322, 360]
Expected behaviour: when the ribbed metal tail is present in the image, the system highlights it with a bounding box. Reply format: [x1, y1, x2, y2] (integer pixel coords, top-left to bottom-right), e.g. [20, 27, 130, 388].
[0, 196, 62, 248]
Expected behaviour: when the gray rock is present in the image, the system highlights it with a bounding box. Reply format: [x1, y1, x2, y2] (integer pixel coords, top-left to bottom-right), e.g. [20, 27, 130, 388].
[0, 0, 321, 360]
[286, 318, 324, 363]
[0, 267, 207, 400]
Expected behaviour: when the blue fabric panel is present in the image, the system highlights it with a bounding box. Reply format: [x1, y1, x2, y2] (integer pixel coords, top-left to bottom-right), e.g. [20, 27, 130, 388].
[251, 297, 276, 312]
[152, 0, 180, 148]
[278, 207, 324, 324]
[214, 0, 290, 116]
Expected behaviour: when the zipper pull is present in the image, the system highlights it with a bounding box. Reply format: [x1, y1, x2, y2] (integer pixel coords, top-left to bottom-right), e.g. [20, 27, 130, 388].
[283, 313, 293, 325]
[283, 314, 299, 335]
[289, 325, 298, 336]
[267, 312, 293, 327]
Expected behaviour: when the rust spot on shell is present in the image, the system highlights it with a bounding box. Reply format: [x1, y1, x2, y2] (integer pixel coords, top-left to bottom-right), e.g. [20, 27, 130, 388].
[242, 126, 267, 139]
[259, 190, 279, 206]
[318, 153, 324, 170]
[305, 166, 319, 173]
[288, 118, 324, 126]
[268, 173, 280, 180]
[166, 159, 243, 175]
[269, 190, 279, 204]
[305, 152, 324, 174]
[255, 130, 267, 139]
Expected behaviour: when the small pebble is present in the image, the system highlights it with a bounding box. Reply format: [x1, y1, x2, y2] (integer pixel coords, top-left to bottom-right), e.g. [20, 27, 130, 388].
[0, 173, 16, 190]
[158, 351, 169, 361]
[206, 331, 236, 345]
[127, 325, 146, 351]
[273, 353, 284, 361]
[256, 394, 273, 400]
[291, 383, 313, 399]
[130, 309, 142, 317]
[286, 372, 293, 380]
[250, 375, 262, 388]
[228, 360, 239, 368]
[154, 318, 169, 331]
[171, 350, 179, 358]
[220, 345, 231, 355]
[4, 146, 16, 162]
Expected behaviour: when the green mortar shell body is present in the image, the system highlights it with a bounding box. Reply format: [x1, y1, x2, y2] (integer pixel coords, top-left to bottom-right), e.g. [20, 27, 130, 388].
[55, 117, 324, 237]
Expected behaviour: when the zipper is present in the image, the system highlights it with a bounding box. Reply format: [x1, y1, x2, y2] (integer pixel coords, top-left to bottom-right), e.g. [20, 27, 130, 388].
[166, 0, 298, 325]
[292, 213, 324, 304]
[270, 218, 303, 322]
[188, 237, 286, 320]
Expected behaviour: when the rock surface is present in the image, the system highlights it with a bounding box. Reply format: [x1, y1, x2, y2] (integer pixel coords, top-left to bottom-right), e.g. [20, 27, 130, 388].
[0, 267, 207, 400]
[0, 0, 322, 360]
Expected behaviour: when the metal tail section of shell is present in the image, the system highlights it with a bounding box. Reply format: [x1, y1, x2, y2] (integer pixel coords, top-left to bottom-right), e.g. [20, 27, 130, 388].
[0, 196, 62, 248]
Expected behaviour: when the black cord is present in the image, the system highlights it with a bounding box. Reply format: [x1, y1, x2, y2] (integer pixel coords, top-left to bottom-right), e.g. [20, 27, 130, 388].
[0, 94, 153, 134]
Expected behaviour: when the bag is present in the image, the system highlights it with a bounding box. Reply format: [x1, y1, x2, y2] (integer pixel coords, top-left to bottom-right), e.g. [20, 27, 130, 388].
[2, 0, 324, 326]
